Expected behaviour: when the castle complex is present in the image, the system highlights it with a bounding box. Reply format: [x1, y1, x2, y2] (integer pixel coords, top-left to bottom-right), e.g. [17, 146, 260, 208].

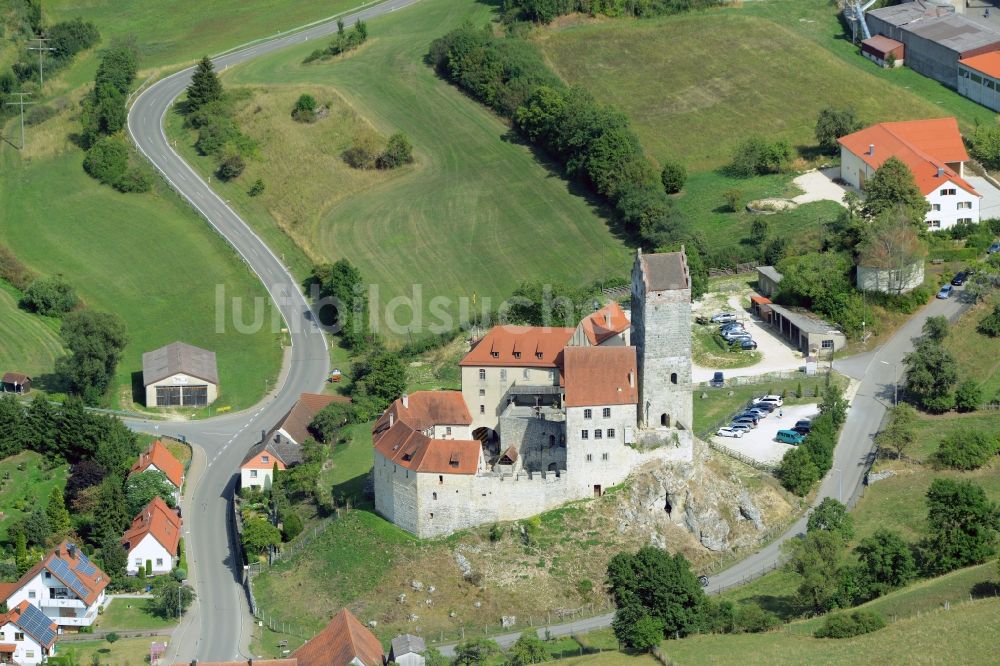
[372, 249, 694, 538]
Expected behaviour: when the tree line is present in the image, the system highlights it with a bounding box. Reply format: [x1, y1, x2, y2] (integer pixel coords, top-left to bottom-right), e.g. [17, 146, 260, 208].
[427, 24, 709, 297]
[0, 395, 148, 590]
[777, 382, 849, 496]
[501, 0, 725, 24]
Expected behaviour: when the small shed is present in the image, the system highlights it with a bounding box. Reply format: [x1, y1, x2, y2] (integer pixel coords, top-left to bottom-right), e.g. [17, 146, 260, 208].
[756, 266, 784, 298]
[861, 35, 904, 68]
[142, 341, 218, 407]
[1, 372, 31, 394]
[389, 634, 427, 666]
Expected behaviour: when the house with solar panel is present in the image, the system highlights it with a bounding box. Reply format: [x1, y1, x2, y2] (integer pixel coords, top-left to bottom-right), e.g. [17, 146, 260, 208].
[0, 600, 58, 664]
[0, 541, 108, 631]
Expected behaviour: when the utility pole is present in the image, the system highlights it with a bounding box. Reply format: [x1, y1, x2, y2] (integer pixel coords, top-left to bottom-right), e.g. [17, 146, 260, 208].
[5, 92, 35, 150]
[27, 38, 55, 87]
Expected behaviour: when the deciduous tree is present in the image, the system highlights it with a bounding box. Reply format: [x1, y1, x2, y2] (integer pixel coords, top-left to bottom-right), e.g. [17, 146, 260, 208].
[807, 498, 853, 540]
[853, 528, 915, 599]
[125, 470, 176, 516]
[57, 310, 129, 404]
[861, 157, 930, 223]
[919, 478, 1000, 575]
[815, 106, 862, 154]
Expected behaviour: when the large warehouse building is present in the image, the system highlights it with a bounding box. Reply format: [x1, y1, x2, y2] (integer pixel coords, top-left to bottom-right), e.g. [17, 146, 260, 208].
[867, 2, 1000, 88]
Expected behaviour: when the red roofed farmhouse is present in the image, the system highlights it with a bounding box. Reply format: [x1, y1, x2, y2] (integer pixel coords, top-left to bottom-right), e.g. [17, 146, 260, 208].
[838, 118, 980, 230]
[121, 496, 181, 576]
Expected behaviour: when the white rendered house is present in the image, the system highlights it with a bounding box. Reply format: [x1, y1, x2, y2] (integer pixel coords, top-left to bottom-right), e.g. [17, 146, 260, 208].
[121, 496, 181, 576]
[0, 601, 58, 664]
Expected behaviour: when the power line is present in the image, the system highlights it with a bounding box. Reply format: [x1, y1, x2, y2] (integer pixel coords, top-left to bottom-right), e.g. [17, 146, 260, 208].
[5, 92, 35, 150]
[27, 38, 55, 87]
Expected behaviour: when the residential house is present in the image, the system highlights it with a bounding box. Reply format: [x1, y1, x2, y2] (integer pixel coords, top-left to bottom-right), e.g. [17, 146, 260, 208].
[121, 496, 181, 576]
[142, 341, 218, 407]
[130, 440, 185, 501]
[569, 301, 631, 347]
[0, 601, 58, 665]
[389, 634, 427, 666]
[1, 372, 31, 394]
[293, 608, 385, 666]
[838, 118, 980, 230]
[0, 541, 108, 631]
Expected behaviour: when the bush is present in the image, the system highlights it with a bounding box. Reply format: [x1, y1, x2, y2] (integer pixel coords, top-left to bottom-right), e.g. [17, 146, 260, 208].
[932, 429, 999, 470]
[20, 277, 78, 316]
[172, 567, 187, 581]
[281, 511, 304, 541]
[217, 154, 245, 181]
[25, 104, 57, 126]
[728, 135, 791, 177]
[115, 167, 152, 193]
[954, 380, 982, 412]
[0, 244, 36, 291]
[814, 611, 886, 639]
[979, 305, 1000, 338]
[343, 131, 381, 169]
[248, 178, 265, 197]
[660, 160, 686, 194]
[291, 94, 318, 122]
[724, 188, 742, 213]
[778, 445, 819, 496]
[376, 132, 414, 169]
[969, 123, 1000, 170]
[734, 604, 780, 633]
[105, 631, 119, 644]
[83, 135, 128, 186]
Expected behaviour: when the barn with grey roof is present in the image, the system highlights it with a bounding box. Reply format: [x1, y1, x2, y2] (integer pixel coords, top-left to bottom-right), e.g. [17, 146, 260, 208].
[142, 341, 219, 407]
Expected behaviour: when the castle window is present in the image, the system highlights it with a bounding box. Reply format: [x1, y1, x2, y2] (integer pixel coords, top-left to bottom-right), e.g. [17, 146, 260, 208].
[670, 372, 678, 385]
[446, 426, 452, 436]
[602, 407, 611, 418]
[479, 369, 486, 380]
[594, 429, 603, 439]
[479, 388, 485, 396]
[661, 413, 669, 427]
[586, 454, 593, 462]
[439, 475, 443, 484]
[602, 453, 609, 461]
[523, 368, 529, 379]
[500, 369, 507, 381]
[607, 428, 616, 438]
[430, 512, 434, 519]
[480, 405, 485, 414]
[583, 409, 592, 419]
[581, 430, 589, 439]
[432, 492, 437, 500]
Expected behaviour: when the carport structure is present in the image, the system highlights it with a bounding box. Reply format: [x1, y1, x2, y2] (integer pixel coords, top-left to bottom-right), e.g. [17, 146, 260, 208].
[758, 303, 846, 355]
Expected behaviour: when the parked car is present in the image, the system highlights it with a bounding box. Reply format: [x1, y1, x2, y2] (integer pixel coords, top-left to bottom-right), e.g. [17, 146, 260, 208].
[750, 400, 777, 412]
[710, 371, 725, 388]
[722, 329, 752, 342]
[989, 241, 1000, 254]
[737, 338, 758, 350]
[936, 284, 953, 299]
[776, 429, 805, 445]
[753, 395, 784, 408]
[746, 407, 769, 419]
[734, 412, 760, 424]
[711, 312, 738, 324]
[951, 271, 969, 286]
[732, 416, 758, 429]
[729, 423, 752, 434]
[716, 427, 743, 439]
[793, 419, 812, 435]
[719, 322, 745, 332]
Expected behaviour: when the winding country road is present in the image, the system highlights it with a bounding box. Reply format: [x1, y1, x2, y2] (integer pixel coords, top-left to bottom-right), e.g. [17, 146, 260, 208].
[125, 0, 420, 659]
[124, 0, 974, 657]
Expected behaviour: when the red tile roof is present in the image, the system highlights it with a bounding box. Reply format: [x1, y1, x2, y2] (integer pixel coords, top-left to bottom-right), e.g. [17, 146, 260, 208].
[372, 392, 479, 475]
[277, 392, 352, 445]
[838, 118, 979, 196]
[172, 661, 297, 666]
[563, 346, 638, 408]
[460, 326, 574, 368]
[862, 35, 903, 56]
[121, 496, 181, 556]
[1, 541, 109, 607]
[1, 372, 29, 384]
[130, 439, 184, 489]
[293, 608, 385, 666]
[960, 51, 1000, 80]
[578, 302, 630, 346]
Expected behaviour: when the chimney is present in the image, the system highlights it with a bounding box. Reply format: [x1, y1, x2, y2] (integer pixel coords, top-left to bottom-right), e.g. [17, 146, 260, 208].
[190, 660, 198, 666]
[389, 413, 395, 427]
[67, 544, 76, 559]
[868, 143, 875, 156]
[604, 312, 612, 327]
[402, 393, 409, 409]
[937, 166, 944, 178]
[628, 370, 635, 388]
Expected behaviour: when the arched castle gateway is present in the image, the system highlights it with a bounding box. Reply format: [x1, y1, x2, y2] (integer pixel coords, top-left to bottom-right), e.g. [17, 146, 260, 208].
[373, 249, 694, 538]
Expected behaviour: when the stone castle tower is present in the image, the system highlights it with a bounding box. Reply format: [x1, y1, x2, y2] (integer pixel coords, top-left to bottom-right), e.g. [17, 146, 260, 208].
[630, 248, 693, 432]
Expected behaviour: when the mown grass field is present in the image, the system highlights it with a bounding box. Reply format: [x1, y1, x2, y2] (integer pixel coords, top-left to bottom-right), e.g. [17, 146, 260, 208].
[54, 636, 171, 665]
[944, 291, 1000, 404]
[46, 0, 370, 70]
[0, 141, 283, 411]
[0, 451, 68, 541]
[96, 597, 177, 632]
[165, 0, 631, 340]
[537, 1, 993, 172]
[0, 282, 63, 386]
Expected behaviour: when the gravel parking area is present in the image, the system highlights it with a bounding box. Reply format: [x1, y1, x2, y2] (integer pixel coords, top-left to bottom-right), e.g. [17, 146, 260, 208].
[711, 403, 819, 465]
[692, 293, 805, 383]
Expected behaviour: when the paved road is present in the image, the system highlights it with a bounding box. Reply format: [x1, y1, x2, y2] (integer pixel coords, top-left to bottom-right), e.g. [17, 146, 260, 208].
[124, 0, 423, 659]
[439, 290, 971, 655]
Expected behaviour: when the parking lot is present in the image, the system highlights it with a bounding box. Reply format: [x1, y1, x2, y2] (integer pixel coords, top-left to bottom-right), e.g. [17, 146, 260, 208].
[711, 403, 819, 465]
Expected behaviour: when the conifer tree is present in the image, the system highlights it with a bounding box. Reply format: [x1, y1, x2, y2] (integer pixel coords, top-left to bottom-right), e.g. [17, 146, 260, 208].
[46, 486, 71, 540]
[186, 56, 223, 112]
